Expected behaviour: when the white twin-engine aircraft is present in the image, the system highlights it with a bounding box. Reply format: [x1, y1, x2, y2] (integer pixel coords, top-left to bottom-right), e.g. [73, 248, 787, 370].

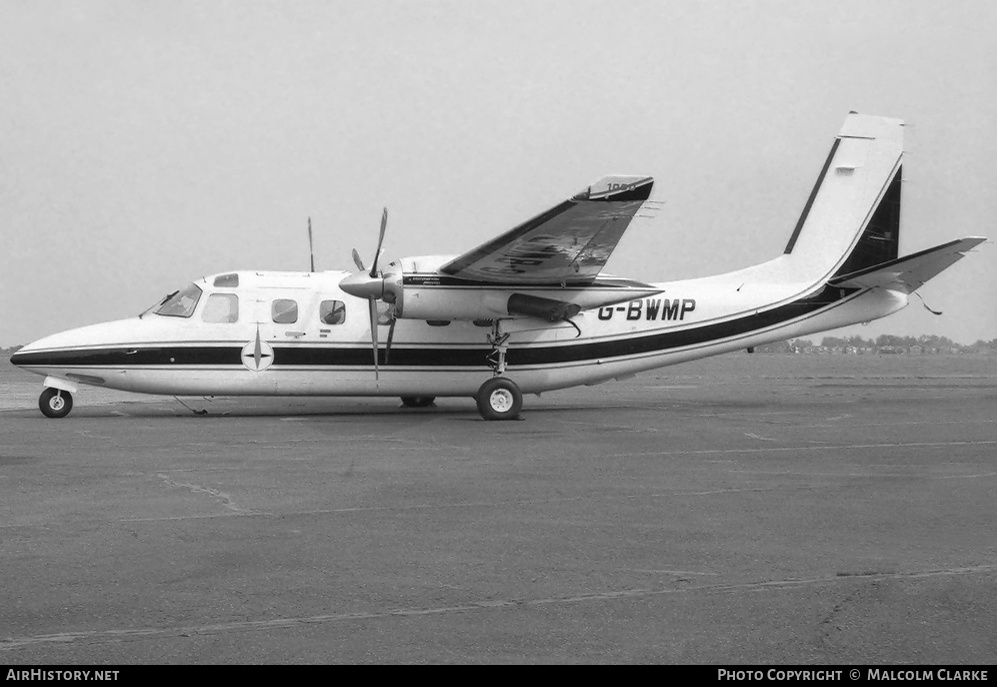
[12, 113, 986, 420]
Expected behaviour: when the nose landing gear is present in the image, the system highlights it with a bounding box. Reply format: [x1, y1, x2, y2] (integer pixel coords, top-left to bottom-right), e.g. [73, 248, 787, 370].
[39, 387, 73, 419]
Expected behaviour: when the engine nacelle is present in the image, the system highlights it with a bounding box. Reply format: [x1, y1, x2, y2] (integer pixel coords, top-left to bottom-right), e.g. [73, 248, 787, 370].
[379, 258, 662, 322]
[341, 255, 663, 322]
[392, 286, 585, 322]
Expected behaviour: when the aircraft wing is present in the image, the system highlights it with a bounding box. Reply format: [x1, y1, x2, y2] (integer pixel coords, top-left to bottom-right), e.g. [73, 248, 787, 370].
[830, 237, 985, 293]
[439, 175, 654, 285]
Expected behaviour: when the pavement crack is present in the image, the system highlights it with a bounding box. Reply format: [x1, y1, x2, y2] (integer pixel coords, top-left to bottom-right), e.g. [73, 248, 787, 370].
[744, 432, 778, 442]
[818, 581, 876, 643]
[155, 473, 252, 514]
[3, 564, 993, 651]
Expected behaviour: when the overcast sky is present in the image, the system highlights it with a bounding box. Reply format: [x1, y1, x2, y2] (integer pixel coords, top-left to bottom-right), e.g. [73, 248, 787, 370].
[2, 0, 994, 347]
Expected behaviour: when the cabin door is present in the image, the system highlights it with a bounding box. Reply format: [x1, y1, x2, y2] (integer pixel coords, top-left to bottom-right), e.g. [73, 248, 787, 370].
[254, 287, 316, 345]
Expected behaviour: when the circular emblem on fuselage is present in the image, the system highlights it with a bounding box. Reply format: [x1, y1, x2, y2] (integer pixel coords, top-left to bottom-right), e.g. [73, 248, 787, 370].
[241, 329, 275, 372]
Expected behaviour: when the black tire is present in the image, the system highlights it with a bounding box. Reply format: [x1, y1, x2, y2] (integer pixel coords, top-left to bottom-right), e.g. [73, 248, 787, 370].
[400, 396, 436, 408]
[39, 387, 73, 419]
[475, 378, 522, 421]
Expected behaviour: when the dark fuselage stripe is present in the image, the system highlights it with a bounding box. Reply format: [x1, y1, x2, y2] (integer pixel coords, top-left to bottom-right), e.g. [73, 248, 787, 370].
[513, 284, 851, 364]
[12, 286, 854, 370]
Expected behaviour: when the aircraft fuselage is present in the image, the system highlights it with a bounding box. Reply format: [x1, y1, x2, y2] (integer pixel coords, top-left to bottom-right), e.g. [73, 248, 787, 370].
[11, 265, 907, 400]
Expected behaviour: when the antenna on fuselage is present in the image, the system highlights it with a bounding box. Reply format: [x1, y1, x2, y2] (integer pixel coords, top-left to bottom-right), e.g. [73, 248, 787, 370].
[308, 217, 315, 272]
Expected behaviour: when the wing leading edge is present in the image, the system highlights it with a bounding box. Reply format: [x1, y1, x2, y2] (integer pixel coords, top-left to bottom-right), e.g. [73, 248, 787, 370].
[439, 175, 654, 286]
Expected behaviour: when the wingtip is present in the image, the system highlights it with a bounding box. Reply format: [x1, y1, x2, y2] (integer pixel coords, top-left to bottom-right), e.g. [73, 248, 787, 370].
[582, 175, 654, 202]
[956, 236, 987, 251]
[839, 113, 905, 139]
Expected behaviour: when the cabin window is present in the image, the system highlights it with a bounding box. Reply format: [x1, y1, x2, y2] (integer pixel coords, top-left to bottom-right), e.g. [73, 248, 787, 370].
[320, 300, 346, 325]
[202, 293, 239, 323]
[272, 299, 298, 324]
[213, 273, 239, 288]
[426, 320, 451, 327]
[154, 283, 202, 318]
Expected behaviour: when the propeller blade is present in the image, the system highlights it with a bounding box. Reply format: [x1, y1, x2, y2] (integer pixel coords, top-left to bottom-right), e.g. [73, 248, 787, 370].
[352, 248, 365, 272]
[368, 297, 379, 382]
[385, 315, 396, 365]
[308, 217, 315, 272]
[370, 207, 388, 278]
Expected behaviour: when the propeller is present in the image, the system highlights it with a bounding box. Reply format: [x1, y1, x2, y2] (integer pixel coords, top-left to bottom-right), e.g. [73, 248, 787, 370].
[340, 208, 390, 384]
[384, 309, 397, 365]
[370, 207, 388, 278]
[308, 217, 315, 272]
[369, 298, 379, 382]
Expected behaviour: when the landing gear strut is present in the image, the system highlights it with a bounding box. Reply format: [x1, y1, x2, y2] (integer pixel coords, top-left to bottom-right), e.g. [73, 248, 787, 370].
[39, 387, 73, 419]
[485, 320, 510, 375]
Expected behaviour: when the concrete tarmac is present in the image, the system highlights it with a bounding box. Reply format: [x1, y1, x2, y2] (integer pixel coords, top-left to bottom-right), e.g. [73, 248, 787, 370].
[1, 354, 995, 664]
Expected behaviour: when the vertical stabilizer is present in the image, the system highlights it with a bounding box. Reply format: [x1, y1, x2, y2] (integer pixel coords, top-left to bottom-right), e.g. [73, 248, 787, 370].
[783, 114, 905, 282]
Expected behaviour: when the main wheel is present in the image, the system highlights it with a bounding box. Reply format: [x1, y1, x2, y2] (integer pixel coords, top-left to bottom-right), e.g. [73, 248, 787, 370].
[401, 396, 436, 408]
[475, 377, 522, 421]
[39, 387, 73, 419]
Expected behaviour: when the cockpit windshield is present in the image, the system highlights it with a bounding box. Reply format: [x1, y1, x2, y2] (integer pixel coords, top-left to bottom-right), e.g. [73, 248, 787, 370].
[154, 283, 203, 318]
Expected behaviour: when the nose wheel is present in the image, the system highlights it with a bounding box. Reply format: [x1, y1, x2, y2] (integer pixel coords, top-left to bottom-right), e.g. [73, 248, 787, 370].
[39, 387, 73, 419]
[475, 377, 522, 421]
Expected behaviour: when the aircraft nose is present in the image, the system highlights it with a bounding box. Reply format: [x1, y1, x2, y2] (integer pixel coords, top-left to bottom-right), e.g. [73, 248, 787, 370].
[9, 347, 26, 368]
[9, 337, 45, 368]
[8, 333, 61, 369]
[339, 272, 384, 300]
[7, 318, 141, 370]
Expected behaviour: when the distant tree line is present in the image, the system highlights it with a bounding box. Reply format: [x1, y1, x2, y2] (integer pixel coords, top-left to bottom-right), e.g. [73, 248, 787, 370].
[756, 334, 997, 355]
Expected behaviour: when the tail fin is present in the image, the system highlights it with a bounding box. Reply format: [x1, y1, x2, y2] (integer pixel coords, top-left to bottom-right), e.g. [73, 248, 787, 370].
[784, 113, 905, 282]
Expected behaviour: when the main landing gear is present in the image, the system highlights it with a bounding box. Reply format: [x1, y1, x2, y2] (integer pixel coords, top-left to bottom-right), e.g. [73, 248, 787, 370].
[474, 320, 523, 421]
[400, 321, 524, 421]
[475, 377, 523, 421]
[39, 387, 73, 419]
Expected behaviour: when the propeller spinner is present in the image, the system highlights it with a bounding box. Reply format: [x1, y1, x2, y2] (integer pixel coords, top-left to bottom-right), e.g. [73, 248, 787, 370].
[339, 208, 392, 383]
[339, 208, 388, 300]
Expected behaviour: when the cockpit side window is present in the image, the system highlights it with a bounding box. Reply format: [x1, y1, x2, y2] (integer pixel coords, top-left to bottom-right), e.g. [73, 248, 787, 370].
[154, 283, 203, 318]
[202, 293, 239, 323]
[320, 300, 346, 325]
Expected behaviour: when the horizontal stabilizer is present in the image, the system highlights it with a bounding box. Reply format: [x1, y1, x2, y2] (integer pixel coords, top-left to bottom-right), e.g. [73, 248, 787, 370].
[830, 237, 985, 293]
